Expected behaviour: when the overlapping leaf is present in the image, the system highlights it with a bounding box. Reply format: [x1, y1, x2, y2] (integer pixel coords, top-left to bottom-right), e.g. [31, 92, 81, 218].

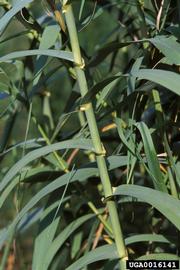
[113, 185, 180, 230]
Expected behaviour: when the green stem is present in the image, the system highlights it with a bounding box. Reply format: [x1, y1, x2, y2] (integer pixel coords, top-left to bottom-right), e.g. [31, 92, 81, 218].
[63, 4, 128, 268]
[32, 116, 69, 173]
[87, 202, 113, 236]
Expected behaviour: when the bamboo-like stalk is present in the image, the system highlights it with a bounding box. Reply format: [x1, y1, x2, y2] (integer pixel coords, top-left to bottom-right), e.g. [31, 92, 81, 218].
[63, 4, 128, 268]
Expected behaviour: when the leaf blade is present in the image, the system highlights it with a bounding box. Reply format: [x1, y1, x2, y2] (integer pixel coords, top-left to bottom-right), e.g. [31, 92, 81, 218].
[114, 184, 180, 230]
[0, 139, 94, 192]
[0, 50, 74, 63]
[0, 0, 33, 35]
[133, 69, 180, 96]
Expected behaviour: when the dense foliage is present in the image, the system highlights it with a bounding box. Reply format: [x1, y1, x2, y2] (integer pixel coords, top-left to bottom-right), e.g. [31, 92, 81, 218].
[0, 0, 180, 269]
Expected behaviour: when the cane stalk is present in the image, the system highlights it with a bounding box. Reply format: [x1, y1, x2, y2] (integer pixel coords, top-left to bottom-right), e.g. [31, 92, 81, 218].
[62, 3, 128, 269]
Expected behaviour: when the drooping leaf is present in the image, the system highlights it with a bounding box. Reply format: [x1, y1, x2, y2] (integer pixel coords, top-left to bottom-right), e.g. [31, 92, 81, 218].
[0, 156, 127, 208]
[0, 50, 74, 63]
[88, 41, 135, 67]
[125, 234, 171, 245]
[81, 73, 122, 105]
[149, 35, 180, 65]
[17, 208, 42, 233]
[113, 185, 180, 230]
[3, 168, 99, 250]
[0, 155, 130, 248]
[32, 197, 69, 270]
[0, 138, 45, 157]
[66, 244, 118, 270]
[33, 25, 60, 87]
[137, 253, 180, 260]
[133, 69, 180, 96]
[0, 139, 94, 192]
[0, 0, 33, 35]
[0, 30, 29, 44]
[42, 214, 95, 270]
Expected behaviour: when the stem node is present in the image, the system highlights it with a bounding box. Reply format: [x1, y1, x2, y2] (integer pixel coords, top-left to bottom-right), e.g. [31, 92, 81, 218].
[62, 4, 69, 13]
[64, 4, 128, 268]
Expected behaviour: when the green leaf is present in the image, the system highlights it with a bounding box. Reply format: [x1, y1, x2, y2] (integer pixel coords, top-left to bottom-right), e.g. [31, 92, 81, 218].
[0, 155, 128, 210]
[133, 69, 180, 96]
[103, 260, 118, 270]
[71, 232, 83, 259]
[96, 72, 122, 108]
[149, 35, 180, 65]
[0, 139, 94, 192]
[0, 228, 8, 249]
[137, 253, 180, 260]
[135, 122, 167, 192]
[0, 50, 74, 63]
[80, 3, 105, 25]
[39, 25, 60, 50]
[1, 155, 129, 247]
[32, 25, 61, 87]
[0, 138, 44, 157]
[17, 208, 42, 233]
[0, 111, 17, 153]
[0, 68, 11, 92]
[88, 41, 134, 67]
[125, 234, 171, 245]
[81, 73, 122, 105]
[127, 57, 143, 94]
[0, 30, 29, 44]
[42, 214, 95, 270]
[113, 184, 180, 230]
[4, 169, 98, 249]
[79, 0, 86, 20]
[32, 197, 67, 270]
[0, 0, 33, 35]
[66, 244, 118, 270]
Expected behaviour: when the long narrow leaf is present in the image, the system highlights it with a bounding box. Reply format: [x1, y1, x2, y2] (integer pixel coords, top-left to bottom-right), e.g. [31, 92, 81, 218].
[125, 234, 171, 245]
[135, 122, 167, 192]
[32, 197, 67, 270]
[113, 184, 180, 230]
[0, 0, 33, 34]
[42, 214, 95, 270]
[133, 69, 180, 96]
[0, 139, 94, 192]
[66, 244, 118, 270]
[0, 155, 128, 208]
[0, 50, 74, 63]
[149, 36, 180, 65]
[137, 253, 180, 260]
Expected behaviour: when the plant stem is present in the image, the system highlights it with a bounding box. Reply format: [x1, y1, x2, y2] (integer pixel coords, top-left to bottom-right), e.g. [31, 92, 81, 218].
[32, 116, 69, 173]
[63, 4, 128, 268]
